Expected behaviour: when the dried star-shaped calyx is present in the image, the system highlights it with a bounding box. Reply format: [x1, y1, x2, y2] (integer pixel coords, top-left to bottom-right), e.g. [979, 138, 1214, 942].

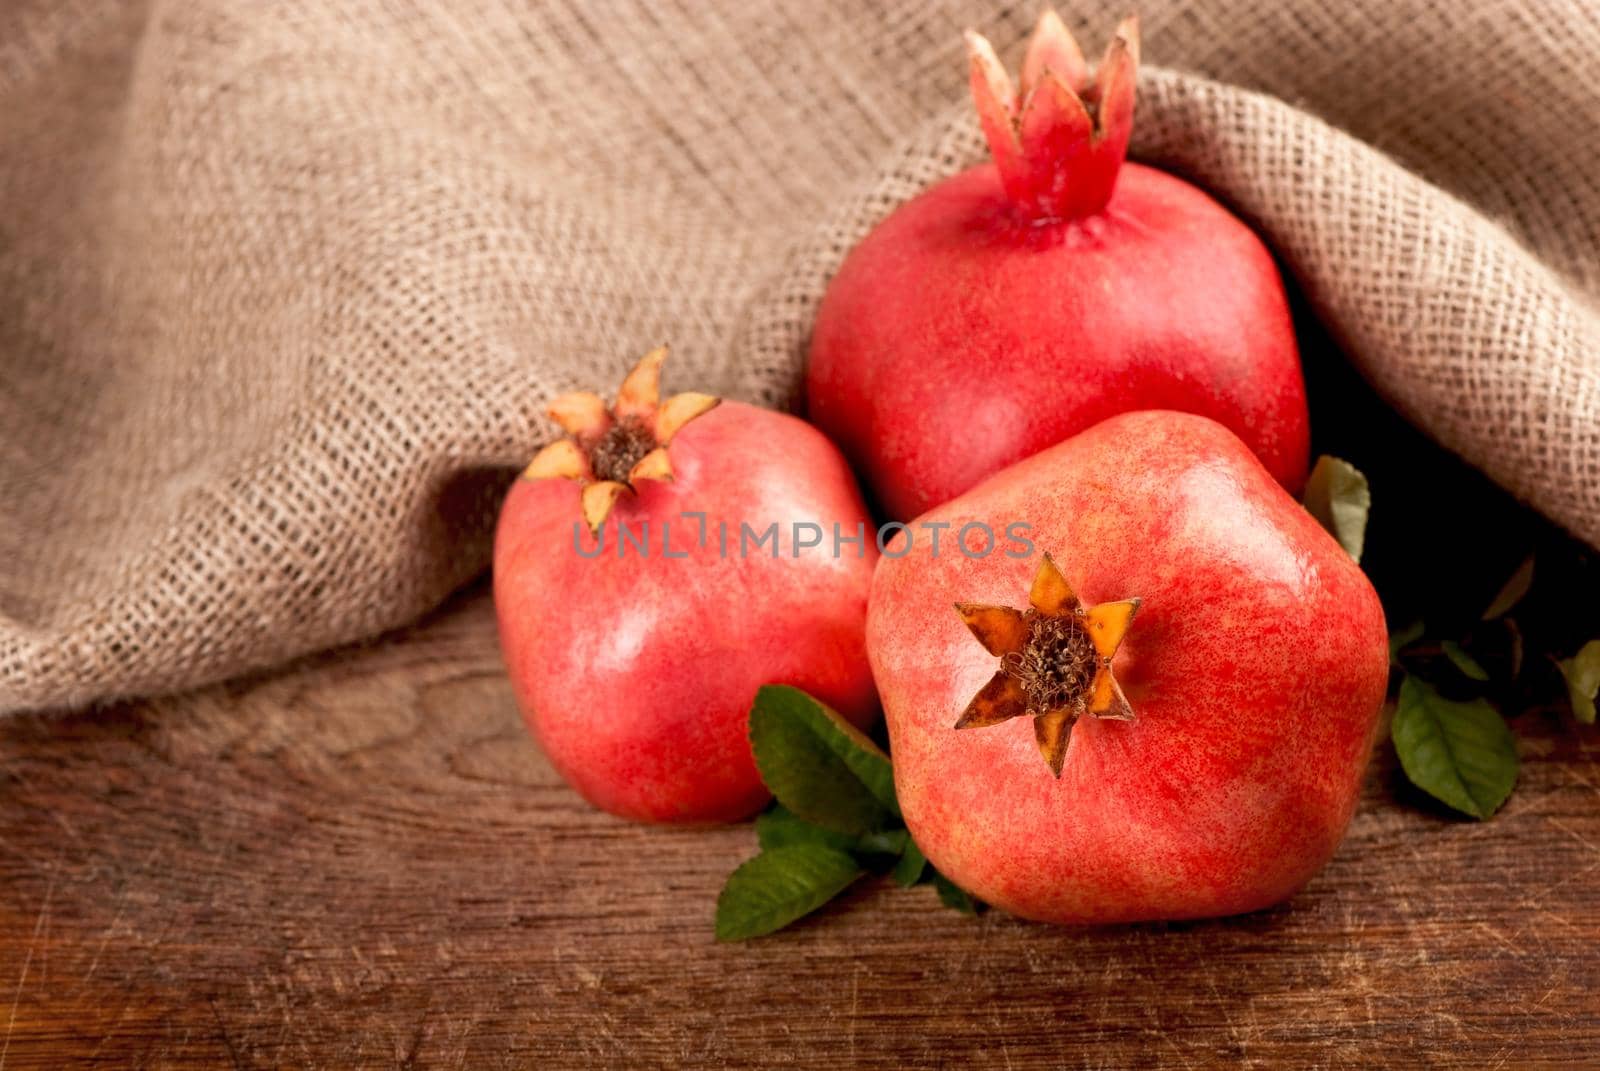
[954, 553, 1140, 777]
[523, 346, 719, 532]
[966, 9, 1139, 221]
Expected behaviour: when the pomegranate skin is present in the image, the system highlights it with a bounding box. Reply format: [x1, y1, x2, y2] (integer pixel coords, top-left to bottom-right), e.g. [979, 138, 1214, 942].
[495, 402, 878, 823]
[869, 411, 1387, 923]
[807, 162, 1310, 519]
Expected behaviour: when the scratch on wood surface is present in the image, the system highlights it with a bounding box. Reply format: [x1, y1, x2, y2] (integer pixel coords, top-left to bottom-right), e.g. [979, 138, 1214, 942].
[1156, 1030, 1200, 1070]
[1514, 859, 1600, 920]
[207, 996, 247, 1071]
[1, 861, 56, 1071]
[1558, 762, 1600, 798]
[81, 993, 138, 1064]
[846, 966, 859, 1063]
[1470, 921, 1521, 958]
[1530, 973, 1568, 1012]
[1547, 817, 1600, 858]
[1208, 976, 1264, 1056]
[397, 1004, 430, 1070]
[81, 845, 161, 986]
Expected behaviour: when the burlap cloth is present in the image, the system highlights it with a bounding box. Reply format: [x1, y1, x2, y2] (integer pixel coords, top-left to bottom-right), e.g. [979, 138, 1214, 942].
[2, 1, 1597, 714]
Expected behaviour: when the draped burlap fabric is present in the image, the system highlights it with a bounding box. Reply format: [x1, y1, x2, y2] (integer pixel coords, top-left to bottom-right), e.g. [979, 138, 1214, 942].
[2, 0, 1597, 713]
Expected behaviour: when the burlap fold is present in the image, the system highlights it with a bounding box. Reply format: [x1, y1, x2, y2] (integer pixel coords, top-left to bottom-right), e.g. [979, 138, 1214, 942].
[3, 0, 1597, 713]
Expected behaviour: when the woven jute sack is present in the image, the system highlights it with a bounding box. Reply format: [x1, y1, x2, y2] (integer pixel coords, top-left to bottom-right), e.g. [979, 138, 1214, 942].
[2, 0, 1597, 713]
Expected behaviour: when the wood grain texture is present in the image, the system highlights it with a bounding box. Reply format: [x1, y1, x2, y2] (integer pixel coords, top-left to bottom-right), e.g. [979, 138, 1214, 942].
[1, 581, 1597, 1069]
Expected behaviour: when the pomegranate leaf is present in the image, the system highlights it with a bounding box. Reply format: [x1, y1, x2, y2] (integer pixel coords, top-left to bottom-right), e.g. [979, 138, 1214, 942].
[1442, 640, 1490, 682]
[1482, 555, 1535, 619]
[1389, 620, 1425, 666]
[855, 828, 911, 857]
[759, 804, 911, 860]
[748, 685, 899, 835]
[715, 844, 864, 942]
[931, 871, 980, 915]
[1392, 675, 1517, 820]
[1557, 640, 1600, 724]
[892, 838, 928, 887]
[756, 805, 858, 853]
[1303, 455, 1370, 563]
[722, 690, 986, 937]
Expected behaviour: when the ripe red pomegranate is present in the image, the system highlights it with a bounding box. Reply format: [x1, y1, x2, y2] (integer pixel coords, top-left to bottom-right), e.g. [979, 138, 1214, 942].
[868, 411, 1388, 923]
[807, 11, 1309, 520]
[495, 348, 878, 823]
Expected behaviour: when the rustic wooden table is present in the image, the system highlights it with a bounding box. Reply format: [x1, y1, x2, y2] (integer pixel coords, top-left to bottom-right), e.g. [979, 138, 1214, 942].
[2, 578, 1597, 1068]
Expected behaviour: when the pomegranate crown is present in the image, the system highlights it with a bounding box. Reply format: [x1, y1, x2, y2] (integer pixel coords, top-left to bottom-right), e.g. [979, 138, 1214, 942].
[966, 9, 1140, 221]
[954, 554, 1141, 777]
[524, 346, 719, 534]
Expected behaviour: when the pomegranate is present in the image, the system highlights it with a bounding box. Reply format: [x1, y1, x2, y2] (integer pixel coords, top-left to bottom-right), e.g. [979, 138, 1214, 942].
[807, 11, 1309, 519]
[495, 348, 878, 823]
[868, 411, 1388, 923]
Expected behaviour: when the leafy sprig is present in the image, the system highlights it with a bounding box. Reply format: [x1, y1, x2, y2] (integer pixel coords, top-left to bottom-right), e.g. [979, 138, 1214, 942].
[1303, 457, 1527, 820]
[715, 686, 982, 941]
[1380, 549, 1600, 819]
[1305, 459, 1592, 820]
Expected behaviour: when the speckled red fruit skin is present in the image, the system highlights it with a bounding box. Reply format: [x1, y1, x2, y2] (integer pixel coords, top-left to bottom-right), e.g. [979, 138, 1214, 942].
[807, 163, 1309, 520]
[869, 411, 1387, 923]
[495, 403, 878, 823]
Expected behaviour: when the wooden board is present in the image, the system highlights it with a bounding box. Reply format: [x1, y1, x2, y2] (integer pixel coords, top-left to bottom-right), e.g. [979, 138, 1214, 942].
[2, 582, 1597, 1068]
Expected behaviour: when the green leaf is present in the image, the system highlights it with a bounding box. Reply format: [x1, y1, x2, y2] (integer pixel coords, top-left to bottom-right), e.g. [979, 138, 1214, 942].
[748, 685, 898, 834]
[855, 828, 909, 857]
[1302, 455, 1371, 563]
[892, 838, 927, 888]
[1442, 640, 1490, 682]
[1482, 555, 1535, 619]
[755, 805, 858, 853]
[1557, 640, 1600, 725]
[931, 871, 980, 915]
[715, 844, 864, 941]
[1389, 620, 1425, 666]
[1506, 618, 1525, 680]
[1392, 675, 1518, 819]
